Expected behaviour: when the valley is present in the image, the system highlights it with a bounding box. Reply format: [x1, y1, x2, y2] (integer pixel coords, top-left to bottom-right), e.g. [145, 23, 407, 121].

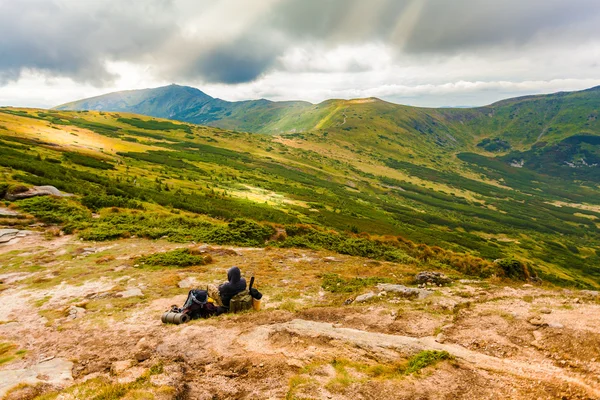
[1, 86, 600, 399]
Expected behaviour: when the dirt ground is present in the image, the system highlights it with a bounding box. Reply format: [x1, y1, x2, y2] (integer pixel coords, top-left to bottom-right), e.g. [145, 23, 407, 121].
[0, 232, 599, 399]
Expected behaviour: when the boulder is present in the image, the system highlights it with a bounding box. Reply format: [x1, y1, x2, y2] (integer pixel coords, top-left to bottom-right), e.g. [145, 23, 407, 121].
[376, 283, 431, 299]
[414, 271, 452, 286]
[355, 292, 376, 303]
[5, 185, 72, 201]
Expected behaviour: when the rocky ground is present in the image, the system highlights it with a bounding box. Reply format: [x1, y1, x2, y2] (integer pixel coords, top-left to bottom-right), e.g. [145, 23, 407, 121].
[0, 231, 599, 399]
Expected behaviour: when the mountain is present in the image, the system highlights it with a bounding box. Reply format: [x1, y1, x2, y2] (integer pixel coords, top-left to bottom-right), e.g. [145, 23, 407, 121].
[55, 84, 315, 133]
[2, 99, 600, 288]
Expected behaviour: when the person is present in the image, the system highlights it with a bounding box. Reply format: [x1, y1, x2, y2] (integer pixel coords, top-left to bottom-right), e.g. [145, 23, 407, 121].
[207, 266, 247, 312]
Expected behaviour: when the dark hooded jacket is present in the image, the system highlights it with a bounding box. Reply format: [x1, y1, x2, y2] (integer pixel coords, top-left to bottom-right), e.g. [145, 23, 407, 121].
[218, 267, 246, 308]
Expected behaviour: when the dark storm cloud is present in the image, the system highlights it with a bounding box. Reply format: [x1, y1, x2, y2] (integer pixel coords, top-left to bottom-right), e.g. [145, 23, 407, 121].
[0, 0, 176, 85]
[182, 36, 283, 84]
[269, 0, 600, 52]
[2, 0, 600, 86]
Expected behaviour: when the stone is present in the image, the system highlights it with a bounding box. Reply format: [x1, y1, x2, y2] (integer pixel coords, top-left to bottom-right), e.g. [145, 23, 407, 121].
[415, 271, 452, 286]
[178, 277, 199, 289]
[0, 208, 19, 217]
[539, 308, 552, 314]
[111, 360, 132, 375]
[0, 229, 19, 243]
[286, 359, 304, 369]
[435, 333, 446, 343]
[323, 256, 342, 263]
[0, 358, 73, 398]
[134, 338, 152, 362]
[522, 284, 533, 288]
[66, 306, 86, 320]
[116, 288, 143, 298]
[355, 292, 376, 303]
[5, 185, 73, 201]
[548, 322, 564, 329]
[528, 317, 546, 327]
[376, 283, 431, 299]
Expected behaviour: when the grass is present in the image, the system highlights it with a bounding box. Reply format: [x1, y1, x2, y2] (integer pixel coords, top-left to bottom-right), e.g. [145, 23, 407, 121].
[30, 361, 166, 400]
[290, 351, 455, 396]
[321, 273, 392, 293]
[0, 342, 26, 366]
[136, 248, 208, 268]
[2, 105, 600, 288]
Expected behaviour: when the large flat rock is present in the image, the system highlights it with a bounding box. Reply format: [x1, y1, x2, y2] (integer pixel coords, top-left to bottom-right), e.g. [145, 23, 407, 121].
[0, 358, 73, 397]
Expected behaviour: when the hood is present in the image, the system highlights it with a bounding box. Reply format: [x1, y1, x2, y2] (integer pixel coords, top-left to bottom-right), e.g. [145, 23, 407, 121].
[227, 266, 241, 283]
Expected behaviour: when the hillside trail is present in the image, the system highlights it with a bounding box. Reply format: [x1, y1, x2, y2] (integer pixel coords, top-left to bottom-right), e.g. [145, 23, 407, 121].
[1, 234, 599, 399]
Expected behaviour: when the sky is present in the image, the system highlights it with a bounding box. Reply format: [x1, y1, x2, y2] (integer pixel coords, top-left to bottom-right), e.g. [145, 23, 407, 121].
[1, 0, 600, 108]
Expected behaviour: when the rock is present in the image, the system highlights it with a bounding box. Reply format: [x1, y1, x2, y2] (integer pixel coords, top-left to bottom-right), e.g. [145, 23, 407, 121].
[574, 298, 581, 304]
[134, 338, 152, 362]
[323, 256, 342, 263]
[539, 308, 552, 314]
[117, 366, 147, 384]
[528, 317, 546, 327]
[0, 358, 73, 398]
[5, 185, 73, 201]
[435, 333, 446, 343]
[66, 306, 86, 320]
[116, 288, 143, 298]
[0, 229, 19, 243]
[415, 271, 452, 286]
[376, 283, 431, 299]
[532, 330, 543, 341]
[581, 290, 600, 299]
[0, 208, 20, 217]
[548, 322, 564, 329]
[522, 284, 533, 288]
[286, 359, 304, 369]
[355, 292, 376, 303]
[111, 360, 132, 375]
[178, 277, 199, 289]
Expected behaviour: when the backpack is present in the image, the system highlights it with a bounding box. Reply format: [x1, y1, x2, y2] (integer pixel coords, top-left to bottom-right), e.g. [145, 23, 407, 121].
[173, 289, 218, 319]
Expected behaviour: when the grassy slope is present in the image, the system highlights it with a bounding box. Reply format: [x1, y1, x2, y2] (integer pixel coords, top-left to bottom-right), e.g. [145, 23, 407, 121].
[1, 106, 600, 288]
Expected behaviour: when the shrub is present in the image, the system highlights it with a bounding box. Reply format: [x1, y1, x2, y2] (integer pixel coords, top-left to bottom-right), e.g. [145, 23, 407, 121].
[136, 248, 207, 268]
[404, 350, 453, 374]
[321, 273, 392, 293]
[81, 194, 144, 211]
[16, 196, 91, 226]
[495, 258, 537, 281]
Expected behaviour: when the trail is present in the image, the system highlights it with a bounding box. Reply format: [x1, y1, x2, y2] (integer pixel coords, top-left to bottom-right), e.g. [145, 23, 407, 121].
[240, 319, 600, 397]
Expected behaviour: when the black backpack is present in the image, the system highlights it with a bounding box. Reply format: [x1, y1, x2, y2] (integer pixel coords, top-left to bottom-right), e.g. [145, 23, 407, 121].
[171, 289, 218, 319]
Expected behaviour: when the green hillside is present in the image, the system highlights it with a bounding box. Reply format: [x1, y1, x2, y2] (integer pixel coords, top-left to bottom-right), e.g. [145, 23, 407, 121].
[2, 103, 600, 288]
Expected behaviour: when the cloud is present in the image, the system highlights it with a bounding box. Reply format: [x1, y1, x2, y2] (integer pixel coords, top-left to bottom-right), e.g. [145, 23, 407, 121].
[1, 0, 600, 106]
[0, 0, 176, 85]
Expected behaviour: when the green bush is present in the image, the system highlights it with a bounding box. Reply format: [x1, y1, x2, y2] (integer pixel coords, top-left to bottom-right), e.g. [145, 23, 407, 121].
[16, 196, 91, 226]
[494, 258, 537, 281]
[137, 248, 206, 268]
[81, 194, 144, 211]
[321, 273, 392, 293]
[404, 350, 453, 374]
